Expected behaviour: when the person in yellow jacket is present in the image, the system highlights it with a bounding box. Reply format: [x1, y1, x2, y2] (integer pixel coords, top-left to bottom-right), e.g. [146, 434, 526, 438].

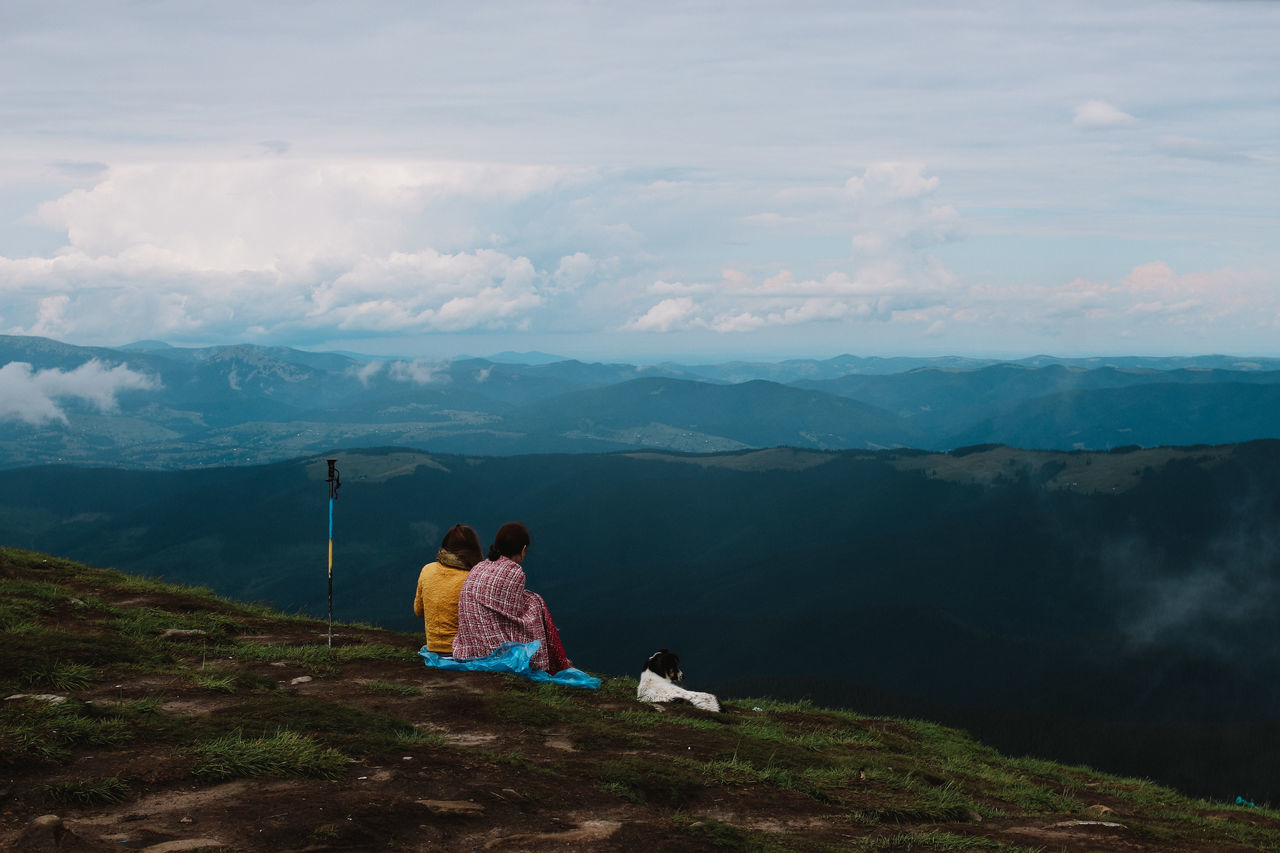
[414, 524, 484, 655]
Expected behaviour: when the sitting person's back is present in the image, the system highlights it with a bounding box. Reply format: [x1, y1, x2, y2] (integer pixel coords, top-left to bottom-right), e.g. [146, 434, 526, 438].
[413, 524, 483, 655]
[452, 521, 571, 673]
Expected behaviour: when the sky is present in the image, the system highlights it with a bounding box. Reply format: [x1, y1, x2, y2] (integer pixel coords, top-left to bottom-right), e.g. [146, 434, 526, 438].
[1, 0, 1278, 363]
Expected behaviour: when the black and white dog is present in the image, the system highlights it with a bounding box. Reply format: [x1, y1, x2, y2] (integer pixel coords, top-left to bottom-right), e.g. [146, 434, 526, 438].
[637, 649, 721, 712]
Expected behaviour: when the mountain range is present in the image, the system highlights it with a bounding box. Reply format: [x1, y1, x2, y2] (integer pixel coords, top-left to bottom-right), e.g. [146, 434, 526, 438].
[4, 335, 1280, 469]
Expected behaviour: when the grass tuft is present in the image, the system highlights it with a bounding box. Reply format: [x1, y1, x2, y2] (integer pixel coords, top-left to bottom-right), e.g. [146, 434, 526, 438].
[43, 775, 130, 805]
[188, 667, 278, 695]
[192, 670, 238, 693]
[21, 660, 95, 692]
[189, 729, 347, 781]
[1, 700, 133, 761]
[397, 728, 446, 748]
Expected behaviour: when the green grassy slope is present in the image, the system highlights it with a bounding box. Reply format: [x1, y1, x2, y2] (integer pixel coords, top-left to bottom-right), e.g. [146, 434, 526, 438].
[3, 547, 1279, 852]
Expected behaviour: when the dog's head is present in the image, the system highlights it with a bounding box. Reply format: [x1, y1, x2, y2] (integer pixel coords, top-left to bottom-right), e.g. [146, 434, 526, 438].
[644, 648, 684, 682]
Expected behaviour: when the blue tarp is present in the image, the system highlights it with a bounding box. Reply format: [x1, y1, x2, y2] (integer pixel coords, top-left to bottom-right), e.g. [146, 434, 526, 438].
[418, 640, 601, 689]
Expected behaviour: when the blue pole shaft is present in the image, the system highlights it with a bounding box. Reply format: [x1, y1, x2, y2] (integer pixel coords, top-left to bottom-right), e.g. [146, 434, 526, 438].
[327, 496, 334, 647]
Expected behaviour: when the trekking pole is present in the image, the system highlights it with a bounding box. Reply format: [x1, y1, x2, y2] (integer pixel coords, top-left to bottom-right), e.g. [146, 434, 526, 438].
[326, 458, 341, 648]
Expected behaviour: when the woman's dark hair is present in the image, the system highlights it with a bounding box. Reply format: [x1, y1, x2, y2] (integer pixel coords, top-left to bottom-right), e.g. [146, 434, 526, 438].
[488, 521, 531, 561]
[440, 524, 484, 569]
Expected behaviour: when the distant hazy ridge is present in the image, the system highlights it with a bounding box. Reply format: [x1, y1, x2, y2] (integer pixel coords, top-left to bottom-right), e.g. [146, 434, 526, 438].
[5, 334, 1280, 469]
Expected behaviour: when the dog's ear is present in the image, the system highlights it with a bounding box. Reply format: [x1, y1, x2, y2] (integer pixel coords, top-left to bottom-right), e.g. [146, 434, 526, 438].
[645, 649, 684, 680]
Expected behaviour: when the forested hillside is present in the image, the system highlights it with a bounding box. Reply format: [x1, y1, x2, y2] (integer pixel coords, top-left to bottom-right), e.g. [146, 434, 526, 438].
[5, 441, 1280, 800]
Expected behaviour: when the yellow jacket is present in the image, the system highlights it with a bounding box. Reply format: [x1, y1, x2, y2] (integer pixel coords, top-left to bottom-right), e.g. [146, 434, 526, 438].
[414, 560, 471, 654]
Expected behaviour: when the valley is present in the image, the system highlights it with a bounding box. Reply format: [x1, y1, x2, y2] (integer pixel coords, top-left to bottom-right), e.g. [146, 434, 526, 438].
[4, 441, 1280, 802]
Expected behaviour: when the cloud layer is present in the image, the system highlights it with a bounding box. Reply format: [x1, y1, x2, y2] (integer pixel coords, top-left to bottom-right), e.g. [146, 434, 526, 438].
[1, 1, 1277, 358]
[0, 361, 160, 425]
[2, 155, 1277, 358]
[1, 160, 590, 341]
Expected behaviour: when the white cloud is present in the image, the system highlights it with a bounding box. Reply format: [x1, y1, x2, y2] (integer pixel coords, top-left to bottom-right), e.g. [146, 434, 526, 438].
[623, 249, 1276, 347]
[13, 159, 971, 347]
[622, 164, 963, 334]
[548, 252, 597, 294]
[26, 294, 71, 337]
[318, 249, 541, 332]
[387, 360, 450, 385]
[1119, 261, 1266, 321]
[0, 159, 587, 342]
[349, 361, 384, 386]
[835, 164, 963, 269]
[348, 358, 455, 386]
[649, 279, 714, 295]
[845, 162, 939, 202]
[1073, 99, 1136, 130]
[35, 160, 581, 271]
[708, 298, 864, 333]
[624, 297, 701, 332]
[959, 262, 1273, 335]
[0, 360, 160, 425]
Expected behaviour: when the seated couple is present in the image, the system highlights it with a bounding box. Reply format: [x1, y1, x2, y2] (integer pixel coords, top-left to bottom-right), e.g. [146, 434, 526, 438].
[413, 521, 572, 674]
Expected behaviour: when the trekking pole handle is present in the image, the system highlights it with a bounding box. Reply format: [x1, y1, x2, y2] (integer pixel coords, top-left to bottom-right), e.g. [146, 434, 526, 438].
[326, 459, 340, 499]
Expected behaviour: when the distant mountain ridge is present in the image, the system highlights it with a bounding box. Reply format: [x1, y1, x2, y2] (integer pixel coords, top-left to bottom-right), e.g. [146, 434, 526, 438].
[3, 334, 1280, 469]
[511, 377, 920, 452]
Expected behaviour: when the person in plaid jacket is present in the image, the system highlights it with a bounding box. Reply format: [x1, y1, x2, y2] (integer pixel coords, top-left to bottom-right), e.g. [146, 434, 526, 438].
[452, 522, 572, 673]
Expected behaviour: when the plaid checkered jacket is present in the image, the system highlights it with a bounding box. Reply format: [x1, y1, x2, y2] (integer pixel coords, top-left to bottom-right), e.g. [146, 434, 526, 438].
[452, 556, 555, 671]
